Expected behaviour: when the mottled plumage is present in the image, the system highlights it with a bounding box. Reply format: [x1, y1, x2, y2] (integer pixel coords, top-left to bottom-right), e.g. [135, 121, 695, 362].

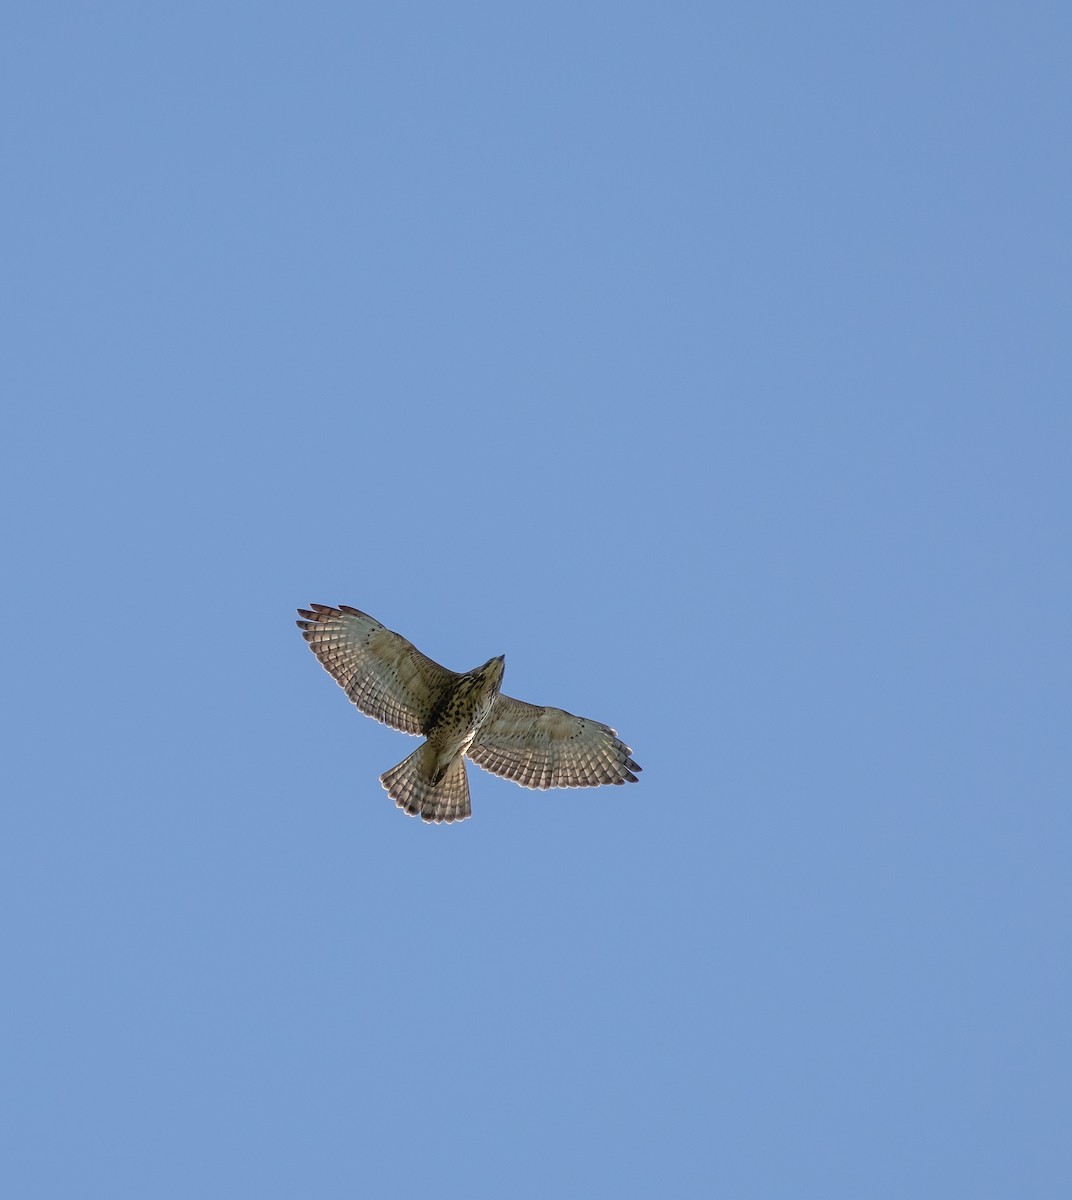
[296, 603, 641, 823]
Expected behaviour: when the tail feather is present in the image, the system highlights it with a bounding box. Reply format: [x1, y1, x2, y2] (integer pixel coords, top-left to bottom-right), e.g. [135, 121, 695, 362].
[380, 746, 471, 824]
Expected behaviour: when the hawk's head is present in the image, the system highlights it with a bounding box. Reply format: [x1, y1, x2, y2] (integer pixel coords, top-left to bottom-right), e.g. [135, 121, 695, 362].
[465, 654, 505, 728]
[479, 654, 506, 687]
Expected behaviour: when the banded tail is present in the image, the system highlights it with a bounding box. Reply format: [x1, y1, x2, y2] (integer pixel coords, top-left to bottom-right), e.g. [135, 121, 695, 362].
[380, 745, 471, 824]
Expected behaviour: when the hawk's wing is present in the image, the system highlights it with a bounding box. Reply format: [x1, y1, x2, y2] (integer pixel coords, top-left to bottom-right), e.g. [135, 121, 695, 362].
[468, 693, 641, 789]
[296, 604, 457, 735]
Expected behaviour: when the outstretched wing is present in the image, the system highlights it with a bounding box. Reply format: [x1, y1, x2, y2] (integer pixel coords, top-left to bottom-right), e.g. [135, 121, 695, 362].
[296, 603, 457, 735]
[468, 693, 641, 789]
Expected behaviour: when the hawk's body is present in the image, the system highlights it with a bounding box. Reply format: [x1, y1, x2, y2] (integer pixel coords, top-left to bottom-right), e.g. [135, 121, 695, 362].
[296, 603, 641, 823]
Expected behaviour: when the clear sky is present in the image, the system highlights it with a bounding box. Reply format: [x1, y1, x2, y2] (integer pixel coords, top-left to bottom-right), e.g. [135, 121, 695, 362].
[3, 3, 1069, 1197]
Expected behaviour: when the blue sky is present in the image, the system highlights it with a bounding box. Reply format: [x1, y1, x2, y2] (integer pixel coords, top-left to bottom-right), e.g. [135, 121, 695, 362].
[3, 3, 1069, 1196]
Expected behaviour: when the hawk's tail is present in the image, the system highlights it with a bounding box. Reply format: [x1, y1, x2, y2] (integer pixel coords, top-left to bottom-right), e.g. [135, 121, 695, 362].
[380, 746, 471, 824]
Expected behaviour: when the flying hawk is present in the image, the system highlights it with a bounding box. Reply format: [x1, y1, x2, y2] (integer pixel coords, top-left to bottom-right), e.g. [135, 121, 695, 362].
[296, 603, 641, 823]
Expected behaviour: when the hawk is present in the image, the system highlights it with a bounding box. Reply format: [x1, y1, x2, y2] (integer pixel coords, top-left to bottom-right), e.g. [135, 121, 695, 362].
[296, 603, 641, 823]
